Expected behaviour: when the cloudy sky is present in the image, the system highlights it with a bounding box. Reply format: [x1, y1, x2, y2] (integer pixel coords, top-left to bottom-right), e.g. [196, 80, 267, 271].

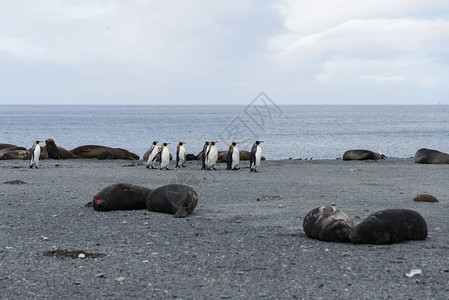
[1, 0, 448, 105]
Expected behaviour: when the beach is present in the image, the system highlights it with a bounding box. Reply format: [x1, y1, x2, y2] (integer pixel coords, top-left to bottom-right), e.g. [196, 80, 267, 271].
[1, 158, 448, 299]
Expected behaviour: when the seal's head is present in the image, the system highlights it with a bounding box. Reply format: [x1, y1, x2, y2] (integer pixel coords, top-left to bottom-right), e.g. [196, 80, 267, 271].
[92, 195, 110, 211]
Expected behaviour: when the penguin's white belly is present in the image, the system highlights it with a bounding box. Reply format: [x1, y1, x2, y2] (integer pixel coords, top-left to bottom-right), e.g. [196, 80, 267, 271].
[255, 148, 261, 167]
[206, 148, 218, 168]
[31, 146, 40, 166]
[178, 147, 186, 165]
[160, 149, 170, 168]
[232, 147, 239, 168]
[147, 147, 158, 166]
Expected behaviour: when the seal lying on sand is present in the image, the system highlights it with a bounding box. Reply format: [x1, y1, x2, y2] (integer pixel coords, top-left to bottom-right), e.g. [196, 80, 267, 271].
[349, 209, 427, 244]
[303, 206, 354, 243]
[145, 184, 198, 218]
[343, 150, 385, 160]
[72, 145, 139, 160]
[92, 183, 152, 211]
[414, 148, 449, 164]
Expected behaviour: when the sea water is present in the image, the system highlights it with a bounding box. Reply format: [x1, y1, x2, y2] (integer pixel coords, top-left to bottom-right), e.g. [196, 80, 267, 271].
[1, 105, 448, 160]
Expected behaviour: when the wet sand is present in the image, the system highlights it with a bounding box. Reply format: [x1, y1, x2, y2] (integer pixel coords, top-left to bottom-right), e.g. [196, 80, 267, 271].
[1, 158, 448, 299]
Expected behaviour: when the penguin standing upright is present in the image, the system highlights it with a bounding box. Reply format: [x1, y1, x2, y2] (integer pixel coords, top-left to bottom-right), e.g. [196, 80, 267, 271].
[250, 141, 263, 172]
[160, 143, 170, 170]
[205, 141, 218, 170]
[145, 141, 158, 169]
[201, 141, 210, 170]
[176, 142, 186, 168]
[226, 142, 240, 170]
[29, 140, 42, 169]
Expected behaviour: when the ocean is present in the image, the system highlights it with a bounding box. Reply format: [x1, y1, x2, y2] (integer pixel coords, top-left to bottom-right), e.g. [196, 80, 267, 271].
[1, 105, 448, 160]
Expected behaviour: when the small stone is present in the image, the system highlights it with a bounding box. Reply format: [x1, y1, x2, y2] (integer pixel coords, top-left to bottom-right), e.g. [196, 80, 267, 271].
[78, 253, 86, 259]
[406, 269, 422, 278]
[167, 262, 177, 268]
[142, 260, 149, 263]
[42, 236, 49, 241]
[96, 273, 106, 278]
[278, 205, 284, 208]
[115, 276, 126, 282]
[122, 221, 128, 224]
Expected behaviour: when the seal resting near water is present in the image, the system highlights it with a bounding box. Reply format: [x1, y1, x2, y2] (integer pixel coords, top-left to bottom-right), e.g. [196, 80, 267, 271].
[414, 148, 449, 164]
[343, 150, 385, 160]
[303, 206, 354, 243]
[145, 184, 198, 218]
[349, 209, 427, 244]
[92, 183, 152, 211]
[71, 145, 139, 160]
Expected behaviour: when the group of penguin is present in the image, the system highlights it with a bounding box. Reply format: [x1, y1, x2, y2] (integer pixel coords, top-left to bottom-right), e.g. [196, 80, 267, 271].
[28, 140, 264, 172]
[146, 141, 264, 172]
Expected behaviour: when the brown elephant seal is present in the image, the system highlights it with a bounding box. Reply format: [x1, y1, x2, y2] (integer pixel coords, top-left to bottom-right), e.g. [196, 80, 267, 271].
[186, 153, 197, 161]
[92, 183, 152, 211]
[413, 194, 438, 203]
[349, 209, 427, 244]
[98, 151, 115, 160]
[0, 143, 22, 150]
[71, 145, 139, 160]
[303, 206, 354, 243]
[343, 150, 385, 160]
[0, 149, 30, 160]
[58, 147, 79, 159]
[145, 184, 198, 218]
[414, 148, 449, 164]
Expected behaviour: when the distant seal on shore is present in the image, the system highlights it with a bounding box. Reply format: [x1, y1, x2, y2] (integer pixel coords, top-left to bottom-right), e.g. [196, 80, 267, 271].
[45, 139, 60, 159]
[303, 206, 354, 243]
[343, 150, 385, 161]
[145, 184, 198, 218]
[414, 148, 449, 164]
[349, 209, 427, 244]
[0, 143, 22, 150]
[71, 145, 139, 160]
[92, 183, 152, 211]
[413, 194, 438, 203]
[0, 149, 30, 160]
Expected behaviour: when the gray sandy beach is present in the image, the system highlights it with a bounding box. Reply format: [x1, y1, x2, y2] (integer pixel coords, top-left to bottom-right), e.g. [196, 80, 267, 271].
[1, 158, 448, 299]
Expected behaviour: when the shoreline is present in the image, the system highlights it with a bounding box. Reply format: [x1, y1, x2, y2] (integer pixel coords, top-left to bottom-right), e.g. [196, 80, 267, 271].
[1, 158, 448, 299]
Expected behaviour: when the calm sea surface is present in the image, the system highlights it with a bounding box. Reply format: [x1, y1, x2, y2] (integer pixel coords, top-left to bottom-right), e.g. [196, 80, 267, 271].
[1, 105, 448, 160]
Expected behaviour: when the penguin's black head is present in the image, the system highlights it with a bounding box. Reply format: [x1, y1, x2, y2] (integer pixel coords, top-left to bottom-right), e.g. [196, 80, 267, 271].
[231, 142, 238, 146]
[178, 142, 184, 146]
[35, 141, 40, 144]
[163, 143, 170, 146]
[255, 141, 263, 145]
[211, 141, 216, 146]
[153, 141, 158, 145]
[205, 141, 210, 145]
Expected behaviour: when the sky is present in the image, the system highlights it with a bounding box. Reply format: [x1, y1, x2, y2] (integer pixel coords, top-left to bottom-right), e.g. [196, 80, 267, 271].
[1, 0, 448, 105]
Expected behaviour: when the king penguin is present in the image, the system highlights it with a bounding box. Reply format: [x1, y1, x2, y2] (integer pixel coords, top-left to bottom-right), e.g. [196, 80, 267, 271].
[145, 141, 158, 169]
[201, 141, 210, 170]
[226, 142, 240, 170]
[250, 141, 263, 172]
[30, 140, 42, 169]
[176, 142, 186, 168]
[160, 143, 170, 170]
[205, 141, 218, 170]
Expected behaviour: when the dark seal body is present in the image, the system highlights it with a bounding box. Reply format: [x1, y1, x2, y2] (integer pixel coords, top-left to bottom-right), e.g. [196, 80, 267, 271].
[93, 183, 152, 211]
[303, 206, 354, 243]
[45, 139, 60, 159]
[349, 209, 427, 244]
[414, 148, 449, 164]
[343, 150, 385, 160]
[145, 184, 198, 218]
[72, 145, 139, 160]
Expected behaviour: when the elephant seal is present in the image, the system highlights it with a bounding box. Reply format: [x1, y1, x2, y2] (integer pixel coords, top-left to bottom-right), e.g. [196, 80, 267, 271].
[349, 209, 427, 244]
[303, 206, 354, 243]
[413, 194, 438, 203]
[98, 151, 115, 160]
[186, 153, 197, 161]
[71, 145, 139, 160]
[58, 147, 79, 159]
[0, 149, 30, 160]
[145, 184, 198, 218]
[414, 148, 449, 164]
[0, 143, 22, 150]
[343, 150, 385, 160]
[92, 183, 152, 211]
